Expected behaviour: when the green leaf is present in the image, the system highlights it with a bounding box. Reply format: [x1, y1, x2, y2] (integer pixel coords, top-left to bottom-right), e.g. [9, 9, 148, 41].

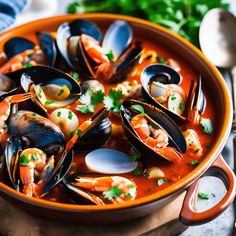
[77, 129, 83, 137]
[133, 167, 142, 176]
[129, 151, 141, 162]
[68, 111, 73, 120]
[76, 104, 95, 114]
[66, 2, 79, 14]
[191, 160, 199, 166]
[170, 94, 176, 100]
[2, 123, 8, 130]
[104, 89, 123, 112]
[45, 100, 55, 105]
[157, 178, 166, 186]
[22, 62, 33, 68]
[156, 55, 166, 64]
[72, 72, 79, 81]
[57, 88, 65, 97]
[124, 193, 131, 198]
[19, 155, 29, 166]
[131, 104, 145, 116]
[57, 111, 61, 117]
[200, 118, 213, 135]
[179, 102, 185, 110]
[31, 154, 38, 161]
[198, 192, 209, 200]
[91, 89, 105, 105]
[102, 187, 122, 200]
[105, 50, 115, 62]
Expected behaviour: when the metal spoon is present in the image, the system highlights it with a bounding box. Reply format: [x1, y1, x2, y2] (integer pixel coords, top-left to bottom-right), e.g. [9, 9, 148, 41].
[199, 8, 236, 235]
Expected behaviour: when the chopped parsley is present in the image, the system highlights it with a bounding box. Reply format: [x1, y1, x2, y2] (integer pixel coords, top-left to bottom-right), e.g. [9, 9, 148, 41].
[72, 72, 79, 81]
[28, 53, 34, 59]
[179, 102, 185, 110]
[22, 62, 33, 68]
[205, 143, 211, 148]
[76, 89, 104, 114]
[31, 154, 38, 161]
[200, 118, 213, 135]
[70, 130, 75, 137]
[128, 184, 136, 189]
[191, 160, 199, 166]
[149, 123, 158, 129]
[45, 100, 55, 106]
[37, 92, 42, 98]
[133, 167, 142, 176]
[198, 192, 209, 200]
[156, 55, 166, 64]
[128, 151, 141, 162]
[66, 2, 79, 14]
[124, 193, 131, 198]
[104, 89, 123, 112]
[57, 111, 62, 117]
[57, 88, 65, 97]
[77, 129, 83, 137]
[105, 50, 115, 62]
[170, 94, 176, 100]
[2, 123, 8, 130]
[131, 104, 146, 116]
[68, 111, 73, 120]
[102, 186, 122, 200]
[157, 178, 166, 186]
[19, 155, 29, 166]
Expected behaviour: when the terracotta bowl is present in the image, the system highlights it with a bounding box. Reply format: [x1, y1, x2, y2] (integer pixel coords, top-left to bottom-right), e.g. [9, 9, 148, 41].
[0, 14, 235, 225]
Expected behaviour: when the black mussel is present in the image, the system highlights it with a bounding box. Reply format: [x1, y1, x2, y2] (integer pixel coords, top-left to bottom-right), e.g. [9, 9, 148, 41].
[37, 32, 59, 67]
[80, 79, 105, 93]
[0, 74, 17, 100]
[120, 99, 186, 162]
[4, 37, 35, 59]
[3, 135, 73, 197]
[57, 19, 102, 70]
[141, 64, 186, 123]
[75, 108, 112, 150]
[102, 20, 133, 60]
[8, 110, 66, 155]
[95, 43, 143, 83]
[9, 66, 81, 112]
[186, 76, 206, 123]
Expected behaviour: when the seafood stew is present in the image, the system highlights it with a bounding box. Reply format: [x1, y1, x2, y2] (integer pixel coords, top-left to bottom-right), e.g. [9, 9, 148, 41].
[0, 18, 216, 205]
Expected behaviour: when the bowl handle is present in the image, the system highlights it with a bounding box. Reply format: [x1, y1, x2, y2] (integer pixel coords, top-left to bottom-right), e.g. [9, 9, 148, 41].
[179, 155, 236, 225]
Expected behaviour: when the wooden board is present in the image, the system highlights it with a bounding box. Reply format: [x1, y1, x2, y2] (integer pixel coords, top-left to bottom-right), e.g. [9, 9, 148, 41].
[0, 192, 187, 236]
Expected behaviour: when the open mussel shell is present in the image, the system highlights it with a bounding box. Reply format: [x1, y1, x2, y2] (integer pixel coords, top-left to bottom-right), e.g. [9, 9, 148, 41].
[75, 108, 112, 150]
[102, 20, 133, 60]
[4, 37, 35, 59]
[3, 136, 23, 189]
[57, 19, 102, 70]
[37, 32, 59, 67]
[85, 148, 137, 174]
[141, 63, 185, 122]
[8, 110, 66, 155]
[120, 99, 186, 160]
[9, 65, 81, 112]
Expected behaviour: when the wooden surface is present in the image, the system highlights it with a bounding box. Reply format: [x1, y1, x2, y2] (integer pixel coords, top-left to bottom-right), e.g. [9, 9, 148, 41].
[0, 192, 187, 236]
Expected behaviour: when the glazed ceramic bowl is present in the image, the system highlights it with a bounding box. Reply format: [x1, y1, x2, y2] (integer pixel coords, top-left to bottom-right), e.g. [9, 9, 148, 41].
[0, 14, 235, 225]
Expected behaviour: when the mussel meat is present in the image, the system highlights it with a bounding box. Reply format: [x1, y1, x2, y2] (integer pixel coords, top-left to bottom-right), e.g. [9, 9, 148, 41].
[120, 99, 186, 162]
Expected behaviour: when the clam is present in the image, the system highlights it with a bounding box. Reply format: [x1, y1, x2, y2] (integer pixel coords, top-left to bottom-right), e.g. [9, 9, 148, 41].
[120, 99, 186, 162]
[85, 148, 137, 174]
[8, 110, 66, 155]
[3, 135, 73, 196]
[56, 19, 102, 71]
[75, 108, 112, 149]
[4, 37, 35, 59]
[80, 80, 105, 93]
[12, 66, 82, 113]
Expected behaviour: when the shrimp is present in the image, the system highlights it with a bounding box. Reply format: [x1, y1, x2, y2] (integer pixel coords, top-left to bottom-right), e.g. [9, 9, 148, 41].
[72, 176, 137, 204]
[81, 34, 109, 64]
[131, 114, 182, 161]
[0, 92, 34, 135]
[19, 148, 54, 197]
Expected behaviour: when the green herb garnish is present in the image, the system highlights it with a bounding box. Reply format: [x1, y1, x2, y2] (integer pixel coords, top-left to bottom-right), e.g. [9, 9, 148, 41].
[191, 160, 199, 166]
[131, 104, 145, 116]
[198, 192, 209, 200]
[170, 94, 176, 100]
[129, 151, 141, 162]
[77, 129, 83, 137]
[205, 143, 211, 148]
[45, 100, 55, 106]
[105, 50, 115, 62]
[2, 123, 8, 130]
[179, 102, 185, 110]
[72, 72, 79, 81]
[19, 155, 29, 166]
[133, 167, 142, 176]
[68, 111, 73, 120]
[128, 184, 136, 189]
[104, 89, 123, 112]
[37, 92, 42, 98]
[31, 154, 38, 161]
[28, 53, 34, 59]
[124, 193, 132, 198]
[102, 187, 122, 200]
[157, 178, 166, 186]
[57, 88, 65, 97]
[156, 55, 166, 64]
[57, 111, 62, 117]
[70, 130, 75, 137]
[23, 62, 33, 68]
[200, 118, 213, 135]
